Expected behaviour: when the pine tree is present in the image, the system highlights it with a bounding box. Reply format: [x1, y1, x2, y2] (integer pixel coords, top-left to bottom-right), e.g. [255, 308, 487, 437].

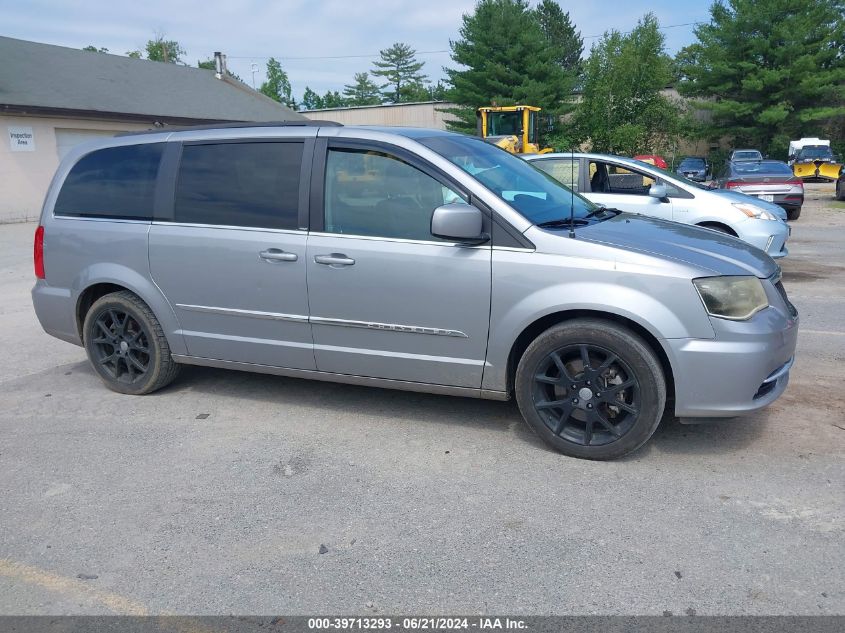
[443, 0, 578, 140]
[534, 0, 583, 74]
[343, 72, 383, 106]
[301, 87, 324, 110]
[321, 91, 348, 108]
[371, 42, 428, 103]
[676, 0, 845, 157]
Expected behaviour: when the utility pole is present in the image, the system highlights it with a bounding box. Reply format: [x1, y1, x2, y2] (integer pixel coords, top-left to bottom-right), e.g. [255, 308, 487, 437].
[251, 63, 259, 89]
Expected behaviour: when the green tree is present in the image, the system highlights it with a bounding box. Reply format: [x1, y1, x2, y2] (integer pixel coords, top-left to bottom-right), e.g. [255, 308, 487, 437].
[322, 90, 348, 109]
[343, 72, 383, 106]
[301, 86, 324, 110]
[371, 42, 428, 103]
[429, 81, 448, 101]
[443, 0, 579, 145]
[145, 36, 185, 63]
[126, 50, 142, 59]
[534, 0, 583, 73]
[260, 57, 296, 108]
[82, 45, 109, 53]
[676, 0, 845, 157]
[576, 13, 684, 155]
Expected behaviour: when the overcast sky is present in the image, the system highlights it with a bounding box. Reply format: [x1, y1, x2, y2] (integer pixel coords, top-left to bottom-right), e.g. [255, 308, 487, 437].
[2, 0, 709, 99]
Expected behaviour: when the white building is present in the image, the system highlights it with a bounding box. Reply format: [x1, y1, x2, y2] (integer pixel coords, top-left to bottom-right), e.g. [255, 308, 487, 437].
[303, 101, 459, 129]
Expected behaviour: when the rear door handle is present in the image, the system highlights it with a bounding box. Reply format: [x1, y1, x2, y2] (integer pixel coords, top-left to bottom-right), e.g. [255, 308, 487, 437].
[259, 249, 298, 262]
[314, 253, 355, 267]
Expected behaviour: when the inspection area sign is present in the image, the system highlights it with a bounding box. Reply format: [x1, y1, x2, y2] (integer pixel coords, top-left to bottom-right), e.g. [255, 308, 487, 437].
[8, 126, 35, 151]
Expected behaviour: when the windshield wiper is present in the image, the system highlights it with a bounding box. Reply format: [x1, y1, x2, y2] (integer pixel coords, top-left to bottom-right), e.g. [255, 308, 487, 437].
[536, 218, 590, 228]
[584, 206, 623, 219]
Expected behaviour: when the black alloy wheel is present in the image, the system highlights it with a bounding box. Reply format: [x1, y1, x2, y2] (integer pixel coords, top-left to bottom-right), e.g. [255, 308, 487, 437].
[515, 319, 666, 460]
[90, 308, 151, 385]
[532, 343, 640, 447]
[83, 291, 181, 395]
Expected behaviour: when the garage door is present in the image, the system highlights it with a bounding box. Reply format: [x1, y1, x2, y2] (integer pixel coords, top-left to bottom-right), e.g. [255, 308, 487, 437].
[55, 128, 120, 160]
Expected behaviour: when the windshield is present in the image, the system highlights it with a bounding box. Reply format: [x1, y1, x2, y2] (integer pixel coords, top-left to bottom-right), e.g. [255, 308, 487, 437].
[418, 135, 598, 225]
[733, 151, 762, 160]
[488, 112, 521, 137]
[797, 146, 833, 160]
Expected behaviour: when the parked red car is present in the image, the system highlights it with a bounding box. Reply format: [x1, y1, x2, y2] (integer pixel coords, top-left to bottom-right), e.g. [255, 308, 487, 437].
[634, 154, 669, 169]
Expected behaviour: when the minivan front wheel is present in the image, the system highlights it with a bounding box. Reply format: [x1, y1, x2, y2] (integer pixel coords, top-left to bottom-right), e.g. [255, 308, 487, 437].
[515, 319, 666, 460]
[83, 291, 180, 395]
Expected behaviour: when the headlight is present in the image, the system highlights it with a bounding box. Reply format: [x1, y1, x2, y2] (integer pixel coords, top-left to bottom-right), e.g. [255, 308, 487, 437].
[733, 203, 778, 221]
[693, 276, 769, 320]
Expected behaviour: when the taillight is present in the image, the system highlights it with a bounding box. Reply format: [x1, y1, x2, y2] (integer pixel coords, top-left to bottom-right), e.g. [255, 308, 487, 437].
[786, 179, 804, 188]
[34, 225, 45, 279]
[725, 181, 741, 188]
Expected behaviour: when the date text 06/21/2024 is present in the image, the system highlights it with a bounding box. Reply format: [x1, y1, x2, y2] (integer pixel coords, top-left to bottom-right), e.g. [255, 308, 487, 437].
[307, 617, 528, 630]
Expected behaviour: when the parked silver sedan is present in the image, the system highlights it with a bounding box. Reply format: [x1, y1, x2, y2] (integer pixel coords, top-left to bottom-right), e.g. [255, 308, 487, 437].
[525, 152, 790, 258]
[712, 160, 804, 221]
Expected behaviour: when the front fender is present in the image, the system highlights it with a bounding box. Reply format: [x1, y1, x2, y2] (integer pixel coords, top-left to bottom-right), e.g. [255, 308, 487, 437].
[483, 262, 714, 392]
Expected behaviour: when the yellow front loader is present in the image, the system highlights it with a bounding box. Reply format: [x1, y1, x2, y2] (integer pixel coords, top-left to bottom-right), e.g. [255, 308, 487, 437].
[476, 105, 553, 154]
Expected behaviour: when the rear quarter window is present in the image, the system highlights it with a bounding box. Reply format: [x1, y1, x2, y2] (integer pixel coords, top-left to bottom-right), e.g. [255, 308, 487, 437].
[54, 143, 163, 220]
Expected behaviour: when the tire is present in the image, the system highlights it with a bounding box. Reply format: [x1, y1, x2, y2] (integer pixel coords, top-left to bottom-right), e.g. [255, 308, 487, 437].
[82, 291, 181, 395]
[836, 181, 845, 201]
[515, 319, 666, 460]
[786, 206, 801, 221]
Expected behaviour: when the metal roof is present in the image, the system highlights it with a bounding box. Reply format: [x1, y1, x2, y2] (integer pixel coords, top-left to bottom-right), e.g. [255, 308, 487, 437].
[0, 36, 305, 123]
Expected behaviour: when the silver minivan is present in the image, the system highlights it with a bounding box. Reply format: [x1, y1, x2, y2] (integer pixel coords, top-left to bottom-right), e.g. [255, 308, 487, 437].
[32, 123, 798, 459]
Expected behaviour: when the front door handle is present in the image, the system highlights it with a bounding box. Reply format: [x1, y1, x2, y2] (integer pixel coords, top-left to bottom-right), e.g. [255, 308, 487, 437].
[259, 249, 298, 262]
[314, 253, 355, 267]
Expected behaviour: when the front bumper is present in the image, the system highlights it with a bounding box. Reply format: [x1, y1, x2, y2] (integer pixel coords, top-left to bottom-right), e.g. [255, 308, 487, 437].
[664, 284, 798, 419]
[735, 218, 790, 259]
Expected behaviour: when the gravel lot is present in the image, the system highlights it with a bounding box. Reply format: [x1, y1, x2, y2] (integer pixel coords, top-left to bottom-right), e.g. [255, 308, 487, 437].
[0, 184, 843, 615]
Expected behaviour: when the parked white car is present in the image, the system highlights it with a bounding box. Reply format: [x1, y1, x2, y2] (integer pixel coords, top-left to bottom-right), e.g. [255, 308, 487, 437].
[525, 152, 790, 259]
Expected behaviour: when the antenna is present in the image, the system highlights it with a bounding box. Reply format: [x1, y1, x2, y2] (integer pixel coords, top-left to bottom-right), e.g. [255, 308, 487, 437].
[569, 146, 576, 239]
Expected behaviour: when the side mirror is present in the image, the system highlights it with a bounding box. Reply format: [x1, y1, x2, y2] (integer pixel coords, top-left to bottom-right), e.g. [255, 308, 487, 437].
[648, 184, 669, 200]
[431, 203, 487, 242]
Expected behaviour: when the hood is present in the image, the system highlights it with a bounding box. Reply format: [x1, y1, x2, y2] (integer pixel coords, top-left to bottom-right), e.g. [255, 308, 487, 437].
[708, 189, 788, 221]
[574, 214, 779, 278]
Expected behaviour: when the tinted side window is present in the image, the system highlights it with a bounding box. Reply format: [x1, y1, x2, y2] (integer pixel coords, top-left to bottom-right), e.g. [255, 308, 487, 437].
[532, 159, 579, 191]
[324, 148, 465, 240]
[174, 142, 303, 229]
[54, 143, 163, 220]
[589, 161, 654, 195]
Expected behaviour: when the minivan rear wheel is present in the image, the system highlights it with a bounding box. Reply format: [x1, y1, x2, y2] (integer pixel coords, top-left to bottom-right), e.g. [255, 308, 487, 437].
[515, 319, 666, 460]
[83, 291, 181, 395]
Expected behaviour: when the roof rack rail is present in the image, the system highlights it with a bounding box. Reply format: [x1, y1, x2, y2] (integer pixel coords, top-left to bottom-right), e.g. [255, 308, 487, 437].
[117, 119, 341, 136]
